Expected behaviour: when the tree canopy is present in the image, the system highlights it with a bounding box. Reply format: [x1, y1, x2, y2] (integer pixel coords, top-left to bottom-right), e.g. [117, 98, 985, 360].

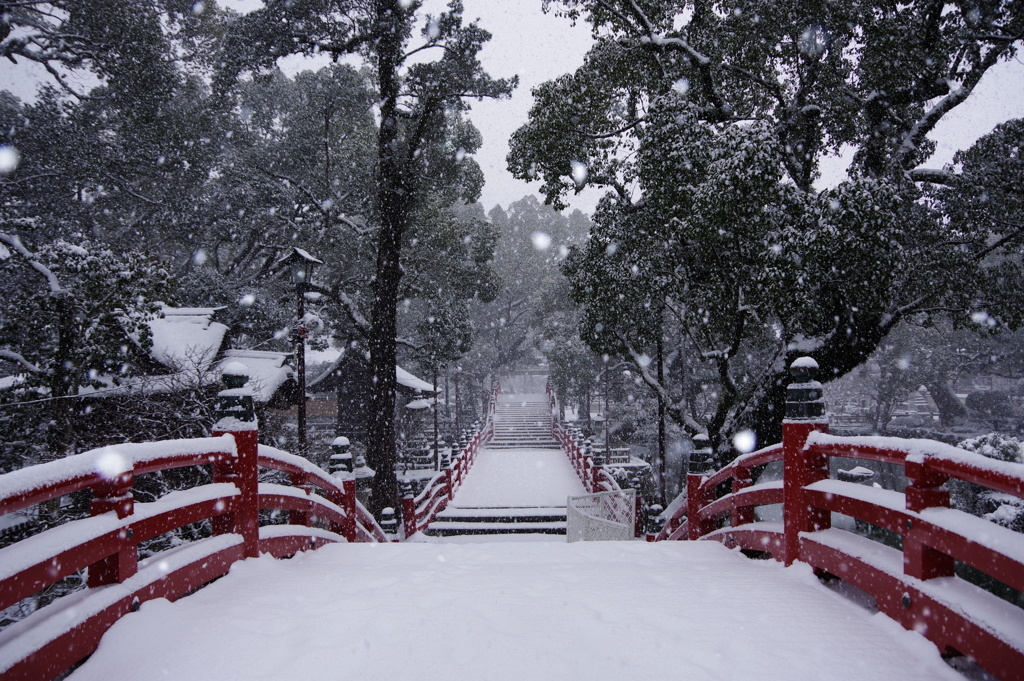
[510, 0, 1024, 458]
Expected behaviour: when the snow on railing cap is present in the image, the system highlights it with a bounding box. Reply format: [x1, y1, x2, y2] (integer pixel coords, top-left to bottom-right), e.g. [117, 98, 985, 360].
[791, 356, 819, 370]
[332, 436, 350, 447]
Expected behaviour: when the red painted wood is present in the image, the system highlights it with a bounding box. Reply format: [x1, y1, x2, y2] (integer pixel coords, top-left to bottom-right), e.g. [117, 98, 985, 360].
[131, 497, 238, 545]
[88, 470, 136, 588]
[731, 469, 755, 527]
[696, 483, 784, 527]
[686, 473, 715, 540]
[802, 487, 909, 536]
[212, 429, 259, 558]
[800, 535, 1023, 681]
[0, 530, 122, 612]
[341, 478, 357, 542]
[3, 540, 245, 681]
[705, 526, 787, 559]
[782, 419, 829, 565]
[402, 495, 417, 538]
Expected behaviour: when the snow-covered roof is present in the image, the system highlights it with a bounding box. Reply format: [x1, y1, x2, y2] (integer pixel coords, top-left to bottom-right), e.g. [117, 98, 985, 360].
[404, 398, 432, 410]
[215, 350, 294, 403]
[147, 305, 229, 376]
[396, 366, 435, 394]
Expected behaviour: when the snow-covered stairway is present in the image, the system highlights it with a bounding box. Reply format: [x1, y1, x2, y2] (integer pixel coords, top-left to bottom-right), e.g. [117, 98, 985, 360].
[426, 393, 584, 538]
[486, 393, 560, 449]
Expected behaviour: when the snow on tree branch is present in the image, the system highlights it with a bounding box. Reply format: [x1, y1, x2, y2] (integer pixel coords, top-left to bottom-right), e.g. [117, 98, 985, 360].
[0, 232, 65, 294]
[0, 349, 45, 374]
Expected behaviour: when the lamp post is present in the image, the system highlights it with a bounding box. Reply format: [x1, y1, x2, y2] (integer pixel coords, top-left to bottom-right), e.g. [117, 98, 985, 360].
[278, 247, 323, 459]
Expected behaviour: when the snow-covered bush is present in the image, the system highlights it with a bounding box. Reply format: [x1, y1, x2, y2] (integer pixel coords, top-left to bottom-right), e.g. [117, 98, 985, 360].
[953, 434, 1024, 533]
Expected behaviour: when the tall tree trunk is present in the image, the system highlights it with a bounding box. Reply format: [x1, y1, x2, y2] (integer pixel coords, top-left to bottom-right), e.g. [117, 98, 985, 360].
[657, 334, 666, 505]
[366, 0, 406, 519]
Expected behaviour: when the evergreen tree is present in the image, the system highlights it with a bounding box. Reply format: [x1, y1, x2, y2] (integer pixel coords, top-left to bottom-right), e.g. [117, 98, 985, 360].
[511, 0, 1024, 459]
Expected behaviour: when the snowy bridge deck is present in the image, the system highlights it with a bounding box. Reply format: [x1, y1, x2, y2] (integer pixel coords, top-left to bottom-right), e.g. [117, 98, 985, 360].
[67, 541, 962, 681]
[5, 379, 1024, 680]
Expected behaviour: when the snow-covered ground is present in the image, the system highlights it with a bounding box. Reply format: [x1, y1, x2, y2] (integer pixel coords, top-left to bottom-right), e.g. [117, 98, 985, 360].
[451, 447, 586, 508]
[69, 541, 962, 681]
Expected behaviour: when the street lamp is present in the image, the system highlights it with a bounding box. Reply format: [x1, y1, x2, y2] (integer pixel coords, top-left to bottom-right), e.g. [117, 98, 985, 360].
[277, 247, 323, 458]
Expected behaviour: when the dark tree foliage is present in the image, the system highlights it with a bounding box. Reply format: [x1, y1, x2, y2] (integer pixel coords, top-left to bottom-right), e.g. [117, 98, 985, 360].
[510, 0, 1024, 459]
[215, 0, 515, 517]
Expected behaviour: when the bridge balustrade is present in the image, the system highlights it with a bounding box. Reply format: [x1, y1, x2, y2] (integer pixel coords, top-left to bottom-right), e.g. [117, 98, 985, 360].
[655, 358, 1024, 681]
[400, 382, 499, 539]
[0, 420, 386, 681]
[546, 380, 642, 537]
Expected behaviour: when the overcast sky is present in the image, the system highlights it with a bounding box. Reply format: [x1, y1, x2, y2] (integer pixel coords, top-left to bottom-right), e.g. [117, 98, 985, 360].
[2, 2, 1023, 215]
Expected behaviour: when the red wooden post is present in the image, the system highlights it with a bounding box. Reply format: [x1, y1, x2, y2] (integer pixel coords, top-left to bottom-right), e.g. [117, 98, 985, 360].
[904, 456, 954, 580]
[732, 465, 754, 527]
[342, 478, 357, 542]
[212, 362, 260, 558]
[782, 357, 828, 566]
[402, 493, 417, 539]
[445, 468, 454, 500]
[88, 462, 136, 587]
[289, 474, 313, 527]
[211, 429, 260, 558]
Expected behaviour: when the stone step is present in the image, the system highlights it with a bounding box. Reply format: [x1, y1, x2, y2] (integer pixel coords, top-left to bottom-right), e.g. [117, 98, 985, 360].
[435, 507, 567, 522]
[426, 521, 566, 536]
[427, 506, 568, 536]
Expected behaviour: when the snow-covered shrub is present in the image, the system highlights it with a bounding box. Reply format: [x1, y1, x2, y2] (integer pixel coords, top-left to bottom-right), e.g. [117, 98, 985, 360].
[953, 433, 1024, 533]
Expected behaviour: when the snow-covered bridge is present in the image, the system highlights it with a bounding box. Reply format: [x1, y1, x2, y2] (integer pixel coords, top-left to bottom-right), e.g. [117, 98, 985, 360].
[1, 366, 1023, 681]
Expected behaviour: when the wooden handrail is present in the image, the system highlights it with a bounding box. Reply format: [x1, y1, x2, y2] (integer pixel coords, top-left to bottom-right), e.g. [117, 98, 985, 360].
[0, 427, 386, 681]
[664, 418, 1024, 679]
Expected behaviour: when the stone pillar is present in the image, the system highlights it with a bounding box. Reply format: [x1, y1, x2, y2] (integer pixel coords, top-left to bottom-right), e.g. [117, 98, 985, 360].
[380, 507, 398, 537]
[328, 436, 353, 475]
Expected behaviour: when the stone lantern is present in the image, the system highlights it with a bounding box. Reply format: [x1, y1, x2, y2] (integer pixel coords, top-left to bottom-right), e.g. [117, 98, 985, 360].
[328, 436, 353, 476]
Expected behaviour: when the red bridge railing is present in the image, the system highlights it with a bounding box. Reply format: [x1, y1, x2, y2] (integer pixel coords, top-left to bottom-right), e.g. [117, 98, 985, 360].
[0, 421, 385, 680]
[546, 380, 640, 537]
[655, 360, 1024, 680]
[400, 382, 499, 539]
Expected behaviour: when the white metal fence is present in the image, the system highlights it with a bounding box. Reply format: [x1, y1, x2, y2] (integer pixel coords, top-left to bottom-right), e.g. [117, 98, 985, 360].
[566, 489, 636, 542]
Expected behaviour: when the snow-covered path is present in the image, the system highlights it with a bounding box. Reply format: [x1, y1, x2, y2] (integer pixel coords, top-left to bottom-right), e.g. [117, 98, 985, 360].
[69, 541, 961, 681]
[450, 446, 587, 508]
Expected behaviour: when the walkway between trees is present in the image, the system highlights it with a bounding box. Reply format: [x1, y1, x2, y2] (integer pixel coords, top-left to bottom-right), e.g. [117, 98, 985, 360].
[425, 393, 586, 538]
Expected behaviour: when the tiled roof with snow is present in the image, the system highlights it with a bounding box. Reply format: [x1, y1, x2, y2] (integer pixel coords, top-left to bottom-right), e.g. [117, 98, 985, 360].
[147, 305, 228, 376]
[396, 366, 435, 394]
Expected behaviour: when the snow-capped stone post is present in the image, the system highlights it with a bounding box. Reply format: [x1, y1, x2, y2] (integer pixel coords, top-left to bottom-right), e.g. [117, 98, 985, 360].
[380, 507, 398, 537]
[782, 357, 829, 566]
[646, 504, 665, 542]
[88, 451, 137, 587]
[687, 434, 715, 540]
[212, 362, 260, 559]
[329, 437, 357, 543]
[329, 436, 353, 475]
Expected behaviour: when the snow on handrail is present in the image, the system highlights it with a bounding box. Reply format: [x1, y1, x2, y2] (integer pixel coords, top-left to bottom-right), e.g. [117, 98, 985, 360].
[672, 423, 1024, 679]
[0, 428, 389, 680]
[0, 435, 236, 516]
